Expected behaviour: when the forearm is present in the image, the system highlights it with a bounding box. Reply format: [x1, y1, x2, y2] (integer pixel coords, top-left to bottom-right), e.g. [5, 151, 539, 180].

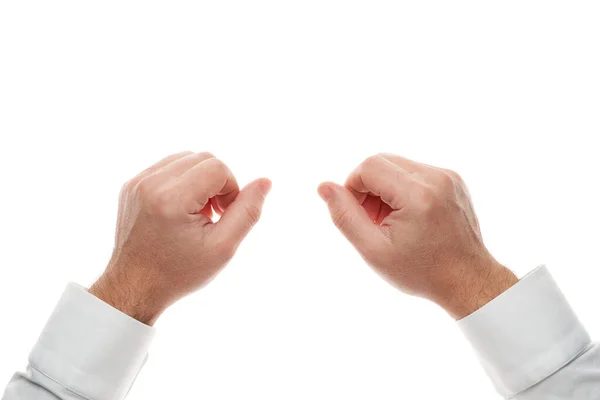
[3, 151, 270, 400]
[319, 153, 600, 397]
[431, 260, 519, 320]
[88, 268, 167, 326]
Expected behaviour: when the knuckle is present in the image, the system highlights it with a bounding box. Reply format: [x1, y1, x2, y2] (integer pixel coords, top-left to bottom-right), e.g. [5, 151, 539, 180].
[135, 180, 153, 198]
[244, 203, 262, 225]
[436, 171, 455, 191]
[443, 168, 462, 182]
[209, 158, 228, 175]
[331, 207, 351, 230]
[363, 154, 382, 169]
[121, 179, 136, 194]
[375, 152, 399, 164]
[197, 151, 215, 159]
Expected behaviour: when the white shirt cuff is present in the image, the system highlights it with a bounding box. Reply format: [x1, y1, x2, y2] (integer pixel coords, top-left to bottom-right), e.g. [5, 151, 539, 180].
[28, 282, 156, 400]
[457, 265, 590, 397]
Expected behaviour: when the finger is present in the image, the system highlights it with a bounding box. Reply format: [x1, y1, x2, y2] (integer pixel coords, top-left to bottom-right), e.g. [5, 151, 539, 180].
[377, 153, 442, 176]
[212, 186, 239, 214]
[210, 197, 223, 216]
[318, 182, 388, 252]
[376, 153, 425, 172]
[156, 151, 216, 177]
[345, 155, 412, 210]
[361, 194, 394, 224]
[177, 158, 239, 212]
[213, 178, 272, 245]
[198, 202, 214, 219]
[375, 202, 394, 225]
[378, 153, 460, 195]
[362, 194, 382, 222]
[131, 151, 193, 185]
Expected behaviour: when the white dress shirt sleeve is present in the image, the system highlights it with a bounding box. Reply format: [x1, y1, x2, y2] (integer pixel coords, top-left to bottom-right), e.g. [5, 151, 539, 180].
[459, 265, 599, 398]
[2, 283, 155, 400]
[4, 267, 600, 399]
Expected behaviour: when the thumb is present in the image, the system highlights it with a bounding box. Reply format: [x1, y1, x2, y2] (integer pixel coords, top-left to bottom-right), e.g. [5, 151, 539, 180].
[214, 177, 272, 245]
[318, 182, 386, 253]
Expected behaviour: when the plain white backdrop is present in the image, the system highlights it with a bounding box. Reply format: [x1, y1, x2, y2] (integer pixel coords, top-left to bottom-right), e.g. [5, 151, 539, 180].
[1, 1, 599, 399]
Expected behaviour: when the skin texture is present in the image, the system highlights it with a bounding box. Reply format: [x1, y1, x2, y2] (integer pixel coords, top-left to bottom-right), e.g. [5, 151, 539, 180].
[89, 151, 271, 325]
[318, 153, 518, 320]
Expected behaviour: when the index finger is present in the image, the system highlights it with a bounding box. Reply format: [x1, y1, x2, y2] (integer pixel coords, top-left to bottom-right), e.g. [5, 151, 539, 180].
[177, 158, 239, 213]
[345, 155, 412, 210]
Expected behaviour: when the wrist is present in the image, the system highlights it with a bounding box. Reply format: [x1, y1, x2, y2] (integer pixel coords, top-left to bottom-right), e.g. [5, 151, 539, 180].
[433, 259, 518, 320]
[88, 267, 167, 326]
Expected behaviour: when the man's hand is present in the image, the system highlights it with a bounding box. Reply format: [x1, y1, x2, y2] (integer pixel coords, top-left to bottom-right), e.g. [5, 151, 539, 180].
[89, 151, 271, 325]
[318, 153, 517, 319]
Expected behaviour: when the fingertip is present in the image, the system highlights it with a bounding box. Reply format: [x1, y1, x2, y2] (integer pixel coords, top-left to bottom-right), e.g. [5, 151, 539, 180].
[245, 177, 272, 197]
[317, 181, 339, 202]
[213, 177, 272, 243]
[257, 177, 272, 196]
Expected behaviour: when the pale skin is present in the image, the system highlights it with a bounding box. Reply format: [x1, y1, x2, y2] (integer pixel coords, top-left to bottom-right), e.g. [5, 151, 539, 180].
[89, 151, 272, 325]
[318, 153, 518, 319]
[90, 151, 517, 325]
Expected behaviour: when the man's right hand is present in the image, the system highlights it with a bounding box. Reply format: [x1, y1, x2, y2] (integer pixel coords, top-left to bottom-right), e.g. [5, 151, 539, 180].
[318, 153, 517, 319]
[89, 151, 272, 325]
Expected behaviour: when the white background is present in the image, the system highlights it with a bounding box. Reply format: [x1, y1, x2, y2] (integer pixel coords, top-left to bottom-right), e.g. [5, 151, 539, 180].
[1, 1, 599, 399]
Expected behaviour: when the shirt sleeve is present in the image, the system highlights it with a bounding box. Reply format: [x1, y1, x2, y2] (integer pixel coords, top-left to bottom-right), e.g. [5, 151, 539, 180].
[2, 283, 155, 400]
[458, 265, 599, 399]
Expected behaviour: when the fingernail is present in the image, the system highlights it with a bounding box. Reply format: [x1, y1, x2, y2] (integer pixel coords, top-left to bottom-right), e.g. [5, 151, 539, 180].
[318, 184, 334, 202]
